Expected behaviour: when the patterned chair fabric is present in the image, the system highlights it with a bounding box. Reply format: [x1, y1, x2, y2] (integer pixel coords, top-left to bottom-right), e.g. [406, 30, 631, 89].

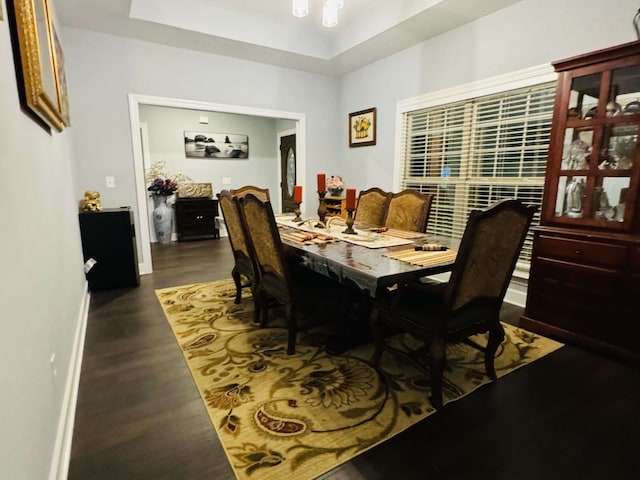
[384, 189, 433, 233]
[372, 199, 537, 408]
[218, 191, 262, 323]
[230, 185, 271, 202]
[239, 193, 298, 354]
[354, 188, 392, 226]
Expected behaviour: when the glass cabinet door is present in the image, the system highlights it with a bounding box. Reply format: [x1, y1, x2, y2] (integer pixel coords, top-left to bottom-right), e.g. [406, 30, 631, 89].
[551, 64, 640, 228]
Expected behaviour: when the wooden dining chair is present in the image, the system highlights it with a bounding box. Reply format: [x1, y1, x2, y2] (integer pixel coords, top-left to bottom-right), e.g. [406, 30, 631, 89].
[239, 193, 338, 354]
[230, 185, 271, 202]
[384, 189, 433, 232]
[218, 190, 263, 324]
[354, 187, 392, 226]
[371, 199, 537, 408]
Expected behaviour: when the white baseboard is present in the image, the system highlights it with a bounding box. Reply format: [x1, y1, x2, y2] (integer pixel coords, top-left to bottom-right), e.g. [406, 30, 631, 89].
[48, 282, 90, 480]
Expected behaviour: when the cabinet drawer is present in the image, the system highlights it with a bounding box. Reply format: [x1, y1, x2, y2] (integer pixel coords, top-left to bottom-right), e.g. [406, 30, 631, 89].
[536, 235, 627, 269]
[630, 246, 640, 270]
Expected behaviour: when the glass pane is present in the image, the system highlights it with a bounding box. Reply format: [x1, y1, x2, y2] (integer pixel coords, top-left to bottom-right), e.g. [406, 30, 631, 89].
[286, 148, 295, 196]
[611, 65, 640, 114]
[593, 177, 630, 222]
[569, 73, 600, 120]
[555, 175, 586, 218]
[604, 124, 638, 170]
[561, 128, 593, 170]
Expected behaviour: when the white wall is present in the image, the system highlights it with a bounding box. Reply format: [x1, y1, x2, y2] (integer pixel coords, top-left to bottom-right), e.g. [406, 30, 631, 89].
[139, 105, 283, 240]
[139, 106, 282, 194]
[338, 0, 640, 192]
[63, 29, 341, 265]
[0, 10, 87, 480]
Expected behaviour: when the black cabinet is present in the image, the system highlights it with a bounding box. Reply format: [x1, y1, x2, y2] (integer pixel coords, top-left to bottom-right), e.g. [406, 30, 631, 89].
[78, 208, 140, 291]
[175, 198, 219, 241]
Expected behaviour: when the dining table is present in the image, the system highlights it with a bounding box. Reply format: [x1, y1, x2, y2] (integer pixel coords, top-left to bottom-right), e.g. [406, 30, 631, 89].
[275, 214, 458, 298]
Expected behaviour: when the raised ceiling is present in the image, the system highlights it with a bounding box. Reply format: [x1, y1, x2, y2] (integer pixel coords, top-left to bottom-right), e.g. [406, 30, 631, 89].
[55, 0, 521, 76]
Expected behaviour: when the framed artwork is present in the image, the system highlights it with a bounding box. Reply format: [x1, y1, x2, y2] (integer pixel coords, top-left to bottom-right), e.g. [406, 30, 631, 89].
[349, 107, 377, 147]
[10, 0, 66, 131]
[184, 131, 249, 159]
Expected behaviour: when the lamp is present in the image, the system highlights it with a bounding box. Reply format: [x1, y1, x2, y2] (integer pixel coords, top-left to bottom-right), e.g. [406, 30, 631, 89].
[292, 0, 344, 28]
[292, 0, 309, 17]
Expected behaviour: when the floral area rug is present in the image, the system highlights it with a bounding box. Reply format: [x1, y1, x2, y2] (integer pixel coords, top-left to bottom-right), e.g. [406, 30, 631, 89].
[156, 279, 563, 480]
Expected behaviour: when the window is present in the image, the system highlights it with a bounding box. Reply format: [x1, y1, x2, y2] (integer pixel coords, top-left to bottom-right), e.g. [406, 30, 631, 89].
[397, 73, 557, 271]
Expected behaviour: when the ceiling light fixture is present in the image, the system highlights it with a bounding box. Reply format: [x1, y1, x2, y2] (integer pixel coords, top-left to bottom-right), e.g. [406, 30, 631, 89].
[292, 0, 344, 28]
[292, 0, 309, 17]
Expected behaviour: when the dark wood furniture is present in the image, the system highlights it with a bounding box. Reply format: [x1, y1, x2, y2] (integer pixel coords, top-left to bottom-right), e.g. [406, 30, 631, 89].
[521, 41, 640, 363]
[372, 199, 537, 408]
[279, 225, 455, 298]
[78, 208, 139, 291]
[324, 195, 349, 219]
[175, 197, 219, 241]
[218, 190, 260, 323]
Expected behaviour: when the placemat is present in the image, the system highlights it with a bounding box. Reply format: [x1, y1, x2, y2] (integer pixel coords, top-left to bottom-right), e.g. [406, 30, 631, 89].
[383, 248, 458, 267]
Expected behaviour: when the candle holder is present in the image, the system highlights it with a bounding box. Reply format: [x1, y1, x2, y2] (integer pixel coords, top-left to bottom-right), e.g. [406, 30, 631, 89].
[342, 208, 357, 235]
[316, 191, 327, 227]
[293, 202, 302, 222]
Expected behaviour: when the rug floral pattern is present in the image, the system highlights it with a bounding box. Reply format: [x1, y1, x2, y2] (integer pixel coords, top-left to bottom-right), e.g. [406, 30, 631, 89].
[156, 280, 562, 480]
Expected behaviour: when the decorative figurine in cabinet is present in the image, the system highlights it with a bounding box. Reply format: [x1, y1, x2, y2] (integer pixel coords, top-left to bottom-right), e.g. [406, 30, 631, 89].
[521, 41, 640, 363]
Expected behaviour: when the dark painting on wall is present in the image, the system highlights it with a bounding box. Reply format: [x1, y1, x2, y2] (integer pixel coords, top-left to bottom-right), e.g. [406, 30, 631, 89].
[184, 131, 249, 159]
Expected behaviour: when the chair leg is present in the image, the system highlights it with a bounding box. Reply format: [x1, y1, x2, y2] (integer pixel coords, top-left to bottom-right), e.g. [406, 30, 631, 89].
[251, 287, 262, 325]
[485, 322, 505, 381]
[370, 308, 384, 366]
[231, 267, 242, 304]
[285, 303, 297, 355]
[429, 338, 445, 409]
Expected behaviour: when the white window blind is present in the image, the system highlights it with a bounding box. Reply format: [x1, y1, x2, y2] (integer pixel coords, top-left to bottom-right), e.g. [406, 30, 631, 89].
[399, 82, 556, 267]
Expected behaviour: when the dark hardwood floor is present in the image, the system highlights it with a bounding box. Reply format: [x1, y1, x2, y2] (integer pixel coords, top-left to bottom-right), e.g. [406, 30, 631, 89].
[69, 239, 640, 480]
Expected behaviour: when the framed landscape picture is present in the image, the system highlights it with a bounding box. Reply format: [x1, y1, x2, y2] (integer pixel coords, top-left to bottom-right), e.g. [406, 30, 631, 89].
[184, 131, 249, 159]
[349, 107, 376, 147]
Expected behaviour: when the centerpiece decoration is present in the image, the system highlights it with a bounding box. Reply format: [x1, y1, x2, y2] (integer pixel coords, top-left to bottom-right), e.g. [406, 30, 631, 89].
[326, 175, 344, 197]
[145, 161, 191, 244]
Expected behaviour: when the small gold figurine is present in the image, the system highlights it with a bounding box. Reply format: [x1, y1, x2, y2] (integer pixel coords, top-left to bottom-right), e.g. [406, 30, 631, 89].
[81, 191, 102, 212]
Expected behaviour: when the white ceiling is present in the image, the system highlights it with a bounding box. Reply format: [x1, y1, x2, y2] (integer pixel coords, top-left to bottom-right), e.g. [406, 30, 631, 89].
[55, 0, 521, 76]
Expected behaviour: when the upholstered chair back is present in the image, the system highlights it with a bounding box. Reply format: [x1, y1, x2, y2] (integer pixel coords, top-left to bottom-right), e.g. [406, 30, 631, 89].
[384, 189, 433, 232]
[354, 187, 392, 226]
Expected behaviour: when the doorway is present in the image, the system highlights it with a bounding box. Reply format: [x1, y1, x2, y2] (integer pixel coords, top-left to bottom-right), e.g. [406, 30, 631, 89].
[128, 94, 307, 275]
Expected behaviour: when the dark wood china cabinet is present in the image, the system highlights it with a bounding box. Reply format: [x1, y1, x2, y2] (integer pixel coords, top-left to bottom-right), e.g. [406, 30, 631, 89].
[521, 41, 640, 363]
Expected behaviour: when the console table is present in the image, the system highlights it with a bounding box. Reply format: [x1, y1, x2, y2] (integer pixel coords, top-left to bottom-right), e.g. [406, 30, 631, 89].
[175, 198, 219, 241]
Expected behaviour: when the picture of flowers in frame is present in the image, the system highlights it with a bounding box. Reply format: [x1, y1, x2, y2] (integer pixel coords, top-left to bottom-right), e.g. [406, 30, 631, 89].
[349, 107, 377, 147]
[9, 0, 67, 131]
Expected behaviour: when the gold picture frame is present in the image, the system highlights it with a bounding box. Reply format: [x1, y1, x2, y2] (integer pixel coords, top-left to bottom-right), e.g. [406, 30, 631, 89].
[349, 107, 377, 147]
[10, 0, 66, 131]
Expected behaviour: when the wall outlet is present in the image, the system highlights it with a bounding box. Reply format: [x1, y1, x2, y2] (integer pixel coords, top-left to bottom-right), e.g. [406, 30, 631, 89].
[106, 176, 116, 188]
[222, 177, 232, 185]
[199, 116, 209, 124]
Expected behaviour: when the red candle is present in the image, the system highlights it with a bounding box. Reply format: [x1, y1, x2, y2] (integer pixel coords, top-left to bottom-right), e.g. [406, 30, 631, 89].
[317, 173, 326, 192]
[346, 188, 356, 209]
[293, 185, 302, 203]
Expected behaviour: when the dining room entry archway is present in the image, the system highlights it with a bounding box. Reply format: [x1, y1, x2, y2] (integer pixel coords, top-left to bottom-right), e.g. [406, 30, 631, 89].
[128, 94, 307, 275]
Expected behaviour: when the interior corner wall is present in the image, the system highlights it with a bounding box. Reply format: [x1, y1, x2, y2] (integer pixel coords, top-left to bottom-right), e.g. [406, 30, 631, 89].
[338, 0, 640, 192]
[0, 15, 87, 480]
[62, 28, 341, 266]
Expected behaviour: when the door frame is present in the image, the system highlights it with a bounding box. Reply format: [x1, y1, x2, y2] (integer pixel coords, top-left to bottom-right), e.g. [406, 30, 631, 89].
[128, 93, 306, 274]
